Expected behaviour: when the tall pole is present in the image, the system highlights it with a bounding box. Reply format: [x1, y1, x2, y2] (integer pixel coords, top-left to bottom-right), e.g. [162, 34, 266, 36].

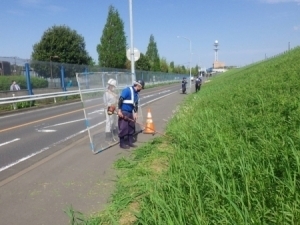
[14, 57, 16, 74]
[50, 55, 59, 87]
[178, 36, 192, 92]
[214, 40, 219, 62]
[50, 56, 53, 87]
[129, 0, 136, 83]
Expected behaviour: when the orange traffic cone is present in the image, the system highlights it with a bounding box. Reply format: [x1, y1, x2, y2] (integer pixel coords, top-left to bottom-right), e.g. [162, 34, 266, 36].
[143, 109, 155, 134]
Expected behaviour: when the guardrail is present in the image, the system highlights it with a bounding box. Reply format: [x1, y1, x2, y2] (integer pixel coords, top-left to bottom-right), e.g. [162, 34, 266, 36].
[0, 87, 126, 105]
[0, 80, 178, 105]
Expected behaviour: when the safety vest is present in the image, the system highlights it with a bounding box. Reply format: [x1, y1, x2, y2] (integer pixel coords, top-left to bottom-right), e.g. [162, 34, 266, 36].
[123, 87, 135, 105]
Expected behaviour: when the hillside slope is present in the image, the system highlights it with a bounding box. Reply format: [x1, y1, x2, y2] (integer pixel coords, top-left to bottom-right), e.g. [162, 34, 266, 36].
[85, 47, 300, 224]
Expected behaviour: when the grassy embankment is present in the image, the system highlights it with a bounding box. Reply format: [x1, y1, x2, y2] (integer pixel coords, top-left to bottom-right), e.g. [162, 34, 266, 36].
[70, 47, 300, 224]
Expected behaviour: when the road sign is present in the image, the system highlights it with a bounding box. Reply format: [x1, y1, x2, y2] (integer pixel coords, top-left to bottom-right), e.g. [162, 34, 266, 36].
[126, 48, 140, 62]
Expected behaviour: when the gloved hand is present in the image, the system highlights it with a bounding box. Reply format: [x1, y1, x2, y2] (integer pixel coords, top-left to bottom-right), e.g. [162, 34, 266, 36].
[107, 105, 116, 115]
[133, 112, 138, 121]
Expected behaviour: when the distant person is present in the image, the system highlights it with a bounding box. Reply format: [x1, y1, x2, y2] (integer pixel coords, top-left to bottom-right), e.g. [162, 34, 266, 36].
[195, 76, 202, 92]
[10, 81, 20, 91]
[181, 77, 187, 94]
[104, 79, 118, 142]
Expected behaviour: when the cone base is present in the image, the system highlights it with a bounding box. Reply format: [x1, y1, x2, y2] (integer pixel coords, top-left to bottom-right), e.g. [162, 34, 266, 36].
[143, 130, 155, 134]
[143, 125, 155, 134]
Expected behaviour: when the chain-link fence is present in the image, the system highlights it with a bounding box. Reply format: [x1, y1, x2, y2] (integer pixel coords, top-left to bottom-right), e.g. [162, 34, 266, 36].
[0, 57, 189, 90]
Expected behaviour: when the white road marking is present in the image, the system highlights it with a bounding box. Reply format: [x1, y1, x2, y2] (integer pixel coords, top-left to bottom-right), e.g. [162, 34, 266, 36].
[0, 102, 80, 120]
[0, 88, 177, 173]
[141, 90, 170, 99]
[0, 138, 20, 147]
[88, 109, 104, 115]
[43, 118, 85, 128]
[159, 90, 171, 94]
[37, 129, 57, 133]
[140, 90, 177, 107]
[0, 121, 106, 173]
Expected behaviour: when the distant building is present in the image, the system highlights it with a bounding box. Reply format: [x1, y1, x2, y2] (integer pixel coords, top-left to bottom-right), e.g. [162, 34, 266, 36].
[213, 61, 227, 72]
[213, 61, 225, 69]
[0, 61, 11, 75]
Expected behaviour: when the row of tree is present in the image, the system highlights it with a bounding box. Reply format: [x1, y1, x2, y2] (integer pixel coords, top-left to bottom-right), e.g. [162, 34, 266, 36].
[31, 5, 200, 76]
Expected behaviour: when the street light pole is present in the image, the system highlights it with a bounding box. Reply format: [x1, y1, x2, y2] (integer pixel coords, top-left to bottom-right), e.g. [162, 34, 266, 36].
[128, 0, 136, 83]
[177, 36, 192, 92]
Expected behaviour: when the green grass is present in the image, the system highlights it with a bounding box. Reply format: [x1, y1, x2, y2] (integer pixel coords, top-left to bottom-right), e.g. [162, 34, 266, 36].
[68, 47, 300, 224]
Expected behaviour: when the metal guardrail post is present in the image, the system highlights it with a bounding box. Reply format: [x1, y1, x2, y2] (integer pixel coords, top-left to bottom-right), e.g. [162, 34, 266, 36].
[61, 65, 66, 100]
[25, 63, 33, 95]
[84, 67, 89, 89]
[12, 94, 17, 110]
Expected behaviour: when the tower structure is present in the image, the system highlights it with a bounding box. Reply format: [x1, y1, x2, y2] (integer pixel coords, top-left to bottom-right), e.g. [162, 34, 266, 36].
[212, 40, 225, 70]
[214, 40, 219, 61]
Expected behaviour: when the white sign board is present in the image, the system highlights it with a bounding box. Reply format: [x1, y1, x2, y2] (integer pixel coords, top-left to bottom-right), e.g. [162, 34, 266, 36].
[126, 48, 140, 62]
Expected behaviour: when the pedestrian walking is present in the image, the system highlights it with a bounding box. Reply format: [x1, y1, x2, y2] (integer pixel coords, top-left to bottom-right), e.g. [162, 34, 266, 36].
[117, 80, 145, 149]
[195, 76, 202, 92]
[103, 78, 118, 142]
[181, 77, 187, 94]
[10, 81, 20, 91]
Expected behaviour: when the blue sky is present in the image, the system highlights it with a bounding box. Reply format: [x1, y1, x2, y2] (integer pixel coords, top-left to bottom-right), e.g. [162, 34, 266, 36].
[1, 0, 299, 69]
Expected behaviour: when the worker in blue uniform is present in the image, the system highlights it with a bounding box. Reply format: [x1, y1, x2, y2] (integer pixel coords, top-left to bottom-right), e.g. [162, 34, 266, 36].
[117, 80, 145, 149]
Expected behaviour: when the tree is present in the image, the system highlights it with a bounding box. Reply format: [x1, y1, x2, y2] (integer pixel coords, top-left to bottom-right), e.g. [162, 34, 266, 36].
[31, 25, 92, 65]
[160, 58, 168, 73]
[136, 53, 151, 71]
[31, 25, 92, 79]
[145, 35, 160, 71]
[97, 5, 127, 68]
[170, 61, 174, 70]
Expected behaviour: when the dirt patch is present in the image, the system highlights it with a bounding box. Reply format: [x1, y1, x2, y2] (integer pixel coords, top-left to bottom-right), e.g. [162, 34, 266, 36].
[119, 201, 140, 225]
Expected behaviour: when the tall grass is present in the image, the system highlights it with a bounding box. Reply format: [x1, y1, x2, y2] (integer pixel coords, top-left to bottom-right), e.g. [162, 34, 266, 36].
[77, 47, 300, 224]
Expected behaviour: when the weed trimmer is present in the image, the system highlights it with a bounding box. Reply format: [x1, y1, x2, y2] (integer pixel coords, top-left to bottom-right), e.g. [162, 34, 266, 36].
[107, 106, 170, 138]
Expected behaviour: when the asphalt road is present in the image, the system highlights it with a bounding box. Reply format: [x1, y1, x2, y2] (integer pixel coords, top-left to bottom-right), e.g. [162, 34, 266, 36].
[0, 82, 184, 181]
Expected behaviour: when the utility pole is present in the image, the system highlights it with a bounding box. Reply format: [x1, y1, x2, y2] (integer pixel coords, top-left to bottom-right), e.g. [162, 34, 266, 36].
[129, 0, 136, 83]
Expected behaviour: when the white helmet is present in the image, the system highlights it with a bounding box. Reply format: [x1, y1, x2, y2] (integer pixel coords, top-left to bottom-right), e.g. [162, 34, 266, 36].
[107, 78, 117, 87]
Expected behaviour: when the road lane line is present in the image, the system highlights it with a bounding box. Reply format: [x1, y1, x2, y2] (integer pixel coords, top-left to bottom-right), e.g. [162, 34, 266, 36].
[0, 102, 80, 119]
[0, 86, 177, 134]
[37, 129, 57, 133]
[0, 120, 106, 173]
[0, 138, 20, 147]
[0, 90, 178, 174]
[0, 104, 100, 133]
[0, 108, 84, 133]
[43, 118, 86, 128]
[140, 90, 178, 107]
